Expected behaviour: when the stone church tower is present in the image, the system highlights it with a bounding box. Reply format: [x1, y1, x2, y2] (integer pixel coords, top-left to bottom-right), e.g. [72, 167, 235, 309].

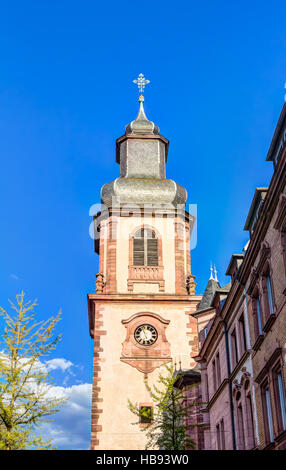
[87, 75, 201, 450]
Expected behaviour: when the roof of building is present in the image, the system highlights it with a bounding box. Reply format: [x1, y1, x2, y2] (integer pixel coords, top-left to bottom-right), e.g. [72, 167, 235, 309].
[225, 253, 244, 276]
[195, 277, 220, 313]
[125, 95, 160, 135]
[174, 366, 201, 388]
[244, 187, 268, 231]
[266, 101, 286, 162]
[215, 282, 231, 294]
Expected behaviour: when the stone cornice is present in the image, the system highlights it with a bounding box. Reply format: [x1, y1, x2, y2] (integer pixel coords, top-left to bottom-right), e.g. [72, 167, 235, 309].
[229, 350, 250, 381]
[87, 293, 202, 338]
[87, 293, 202, 302]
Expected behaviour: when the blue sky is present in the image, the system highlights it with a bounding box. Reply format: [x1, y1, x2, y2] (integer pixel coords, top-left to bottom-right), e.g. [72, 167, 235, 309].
[0, 0, 285, 449]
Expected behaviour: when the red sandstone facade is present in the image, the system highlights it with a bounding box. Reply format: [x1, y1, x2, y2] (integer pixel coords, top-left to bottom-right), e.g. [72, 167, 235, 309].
[194, 101, 286, 450]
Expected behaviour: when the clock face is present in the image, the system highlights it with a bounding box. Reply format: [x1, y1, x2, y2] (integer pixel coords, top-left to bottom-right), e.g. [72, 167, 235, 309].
[134, 324, 158, 346]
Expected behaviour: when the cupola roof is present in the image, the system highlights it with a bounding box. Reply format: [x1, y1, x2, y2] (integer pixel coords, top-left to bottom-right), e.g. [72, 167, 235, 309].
[125, 95, 160, 135]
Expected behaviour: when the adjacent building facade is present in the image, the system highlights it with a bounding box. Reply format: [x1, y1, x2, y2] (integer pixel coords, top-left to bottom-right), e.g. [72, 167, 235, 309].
[195, 101, 286, 450]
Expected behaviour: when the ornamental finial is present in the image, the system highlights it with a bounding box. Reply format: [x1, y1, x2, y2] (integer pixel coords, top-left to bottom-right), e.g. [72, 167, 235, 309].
[133, 73, 150, 102]
[214, 264, 218, 282]
[210, 261, 214, 280]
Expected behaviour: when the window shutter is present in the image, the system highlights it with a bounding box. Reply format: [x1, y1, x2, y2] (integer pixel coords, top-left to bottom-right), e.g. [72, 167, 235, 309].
[147, 238, 158, 266]
[133, 238, 144, 266]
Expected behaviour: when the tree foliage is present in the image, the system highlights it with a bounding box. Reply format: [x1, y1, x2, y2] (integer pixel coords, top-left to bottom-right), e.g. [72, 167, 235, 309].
[128, 362, 202, 450]
[0, 291, 67, 449]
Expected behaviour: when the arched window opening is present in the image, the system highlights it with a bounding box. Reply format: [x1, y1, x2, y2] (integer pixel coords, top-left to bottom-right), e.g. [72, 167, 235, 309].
[133, 229, 158, 267]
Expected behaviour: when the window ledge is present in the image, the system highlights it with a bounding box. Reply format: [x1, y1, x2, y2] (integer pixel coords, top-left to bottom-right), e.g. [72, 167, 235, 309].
[263, 441, 275, 450]
[252, 334, 264, 352]
[128, 265, 165, 292]
[274, 429, 286, 444]
[229, 350, 250, 380]
[263, 313, 276, 333]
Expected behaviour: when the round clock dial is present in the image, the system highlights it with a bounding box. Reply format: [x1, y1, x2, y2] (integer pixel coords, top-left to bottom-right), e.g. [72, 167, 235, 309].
[134, 324, 158, 346]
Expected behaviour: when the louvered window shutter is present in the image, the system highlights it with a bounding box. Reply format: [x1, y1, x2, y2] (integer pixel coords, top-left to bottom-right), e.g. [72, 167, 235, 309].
[147, 238, 158, 266]
[133, 229, 159, 266]
[133, 237, 144, 266]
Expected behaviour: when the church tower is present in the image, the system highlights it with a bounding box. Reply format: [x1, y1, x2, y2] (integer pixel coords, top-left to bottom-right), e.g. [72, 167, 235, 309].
[87, 75, 201, 450]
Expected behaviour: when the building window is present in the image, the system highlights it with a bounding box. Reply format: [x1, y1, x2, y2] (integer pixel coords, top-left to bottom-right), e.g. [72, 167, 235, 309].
[204, 327, 208, 339]
[220, 418, 225, 450]
[231, 328, 238, 369]
[216, 423, 221, 450]
[273, 368, 286, 433]
[233, 376, 256, 450]
[261, 270, 275, 326]
[266, 275, 274, 315]
[252, 292, 263, 342]
[212, 353, 221, 394]
[139, 406, 153, 424]
[262, 383, 274, 444]
[256, 349, 286, 444]
[212, 360, 217, 392]
[216, 419, 225, 450]
[237, 401, 246, 450]
[246, 394, 255, 449]
[216, 352, 221, 386]
[133, 229, 158, 267]
[256, 297, 263, 335]
[205, 373, 209, 402]
[239, 313, 247, 355]
[128, 226, 164, 292]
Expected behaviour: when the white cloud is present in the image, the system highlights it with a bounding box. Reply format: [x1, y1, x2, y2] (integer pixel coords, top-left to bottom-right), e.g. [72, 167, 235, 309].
[9, 274, 19, 280]
[0, 352, 92, 449]
[45, 358, 74, 373]
[38, 382, 92, 449]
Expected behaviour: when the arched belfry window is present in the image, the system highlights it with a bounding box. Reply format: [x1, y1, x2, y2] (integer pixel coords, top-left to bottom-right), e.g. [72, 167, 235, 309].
[133, 229, 158, 267]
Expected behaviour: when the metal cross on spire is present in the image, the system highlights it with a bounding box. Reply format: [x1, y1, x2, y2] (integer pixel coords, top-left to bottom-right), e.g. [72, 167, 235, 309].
[133, 73, 150, 95]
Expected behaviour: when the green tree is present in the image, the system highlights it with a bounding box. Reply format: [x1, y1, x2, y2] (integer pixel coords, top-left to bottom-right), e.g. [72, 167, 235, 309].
[0, 291, 67, 450]
[128, 362, 202, 450]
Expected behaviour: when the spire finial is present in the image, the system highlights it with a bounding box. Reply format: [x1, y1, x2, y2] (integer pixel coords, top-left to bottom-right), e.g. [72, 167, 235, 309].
[133, 73, 150, 102]
[126, 73, 159, 135]
[210, 261, 214, 280]
[214, 264, 218, 282]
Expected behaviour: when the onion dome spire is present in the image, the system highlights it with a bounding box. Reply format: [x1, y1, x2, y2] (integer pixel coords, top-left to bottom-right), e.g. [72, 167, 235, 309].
[100, 73, 187, 209]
